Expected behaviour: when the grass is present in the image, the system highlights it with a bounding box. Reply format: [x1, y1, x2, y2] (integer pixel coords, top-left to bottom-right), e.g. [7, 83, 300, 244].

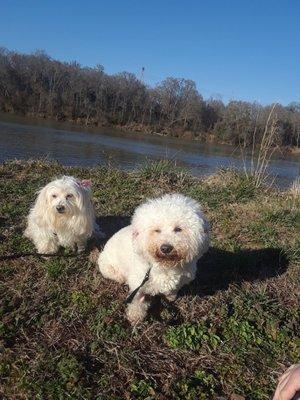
[0, 159, 299, 399]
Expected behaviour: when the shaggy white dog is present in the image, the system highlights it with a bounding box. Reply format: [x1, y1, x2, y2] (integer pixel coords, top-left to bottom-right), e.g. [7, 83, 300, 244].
[25, 176, 101, 254]
[98, 193, 210, 324]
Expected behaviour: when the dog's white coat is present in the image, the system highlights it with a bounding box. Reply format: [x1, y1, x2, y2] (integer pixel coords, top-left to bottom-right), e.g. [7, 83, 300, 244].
[25, 176, 99, 254]
[98, 193, 210, 324]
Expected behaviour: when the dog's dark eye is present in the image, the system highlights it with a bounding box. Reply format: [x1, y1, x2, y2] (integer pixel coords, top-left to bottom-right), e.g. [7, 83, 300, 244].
[52, 194, 57, 198]
[66, 194, 73, 199]
[174, 227, 182, 232]
[154, 229, 161, 233]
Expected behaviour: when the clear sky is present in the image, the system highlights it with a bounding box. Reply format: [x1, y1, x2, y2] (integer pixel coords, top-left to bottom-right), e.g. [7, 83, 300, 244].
[1, 0, 299, 105]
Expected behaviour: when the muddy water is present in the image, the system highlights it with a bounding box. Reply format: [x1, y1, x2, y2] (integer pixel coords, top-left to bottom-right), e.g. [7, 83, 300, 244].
[0, 113, 299, 188]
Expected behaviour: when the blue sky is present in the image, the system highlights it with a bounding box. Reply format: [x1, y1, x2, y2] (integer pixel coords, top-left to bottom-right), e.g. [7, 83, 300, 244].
[1, 0, 299, 105]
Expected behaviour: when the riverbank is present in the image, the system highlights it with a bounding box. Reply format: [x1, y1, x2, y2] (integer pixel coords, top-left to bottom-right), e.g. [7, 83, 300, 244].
[2, 109, 300, 152]
[1, 113, 299, 190]
[0, 160, 299, 399]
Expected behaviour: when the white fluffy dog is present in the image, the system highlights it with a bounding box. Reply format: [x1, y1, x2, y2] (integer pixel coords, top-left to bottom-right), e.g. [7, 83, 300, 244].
[25, 176, 100, 254]
[98, 193, 210, 324]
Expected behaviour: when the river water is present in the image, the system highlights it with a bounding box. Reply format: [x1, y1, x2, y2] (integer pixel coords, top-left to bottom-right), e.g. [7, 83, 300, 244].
[0, 113, 299, 188]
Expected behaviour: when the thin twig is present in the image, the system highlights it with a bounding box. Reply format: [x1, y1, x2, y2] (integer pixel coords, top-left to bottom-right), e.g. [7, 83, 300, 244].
[0, 252, 84, 261]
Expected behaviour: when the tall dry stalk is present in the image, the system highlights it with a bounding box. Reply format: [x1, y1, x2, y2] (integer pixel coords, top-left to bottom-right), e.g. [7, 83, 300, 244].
[289, 176, 300, 210]
[290, 176, 300, 197]
[243, 103, 279, 188]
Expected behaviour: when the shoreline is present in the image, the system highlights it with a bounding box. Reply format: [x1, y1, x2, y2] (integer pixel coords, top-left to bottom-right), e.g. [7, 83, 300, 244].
[1, 109, 299, 154]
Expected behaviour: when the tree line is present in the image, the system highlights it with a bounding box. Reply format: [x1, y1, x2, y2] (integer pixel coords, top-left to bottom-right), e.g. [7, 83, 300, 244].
[0, 47, 299, 147]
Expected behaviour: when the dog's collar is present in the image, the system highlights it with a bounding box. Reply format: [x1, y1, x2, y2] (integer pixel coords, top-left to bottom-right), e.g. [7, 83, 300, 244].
[125, 267, 152, 304]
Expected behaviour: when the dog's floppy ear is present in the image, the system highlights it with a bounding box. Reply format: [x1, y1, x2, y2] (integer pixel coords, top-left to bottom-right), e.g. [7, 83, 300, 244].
[132, 228, 141, 253]
[33, 185, 51, 224]
[80, 179, 92, 189]
[132, 229, 139, 239]
[36, 186, 49, 208]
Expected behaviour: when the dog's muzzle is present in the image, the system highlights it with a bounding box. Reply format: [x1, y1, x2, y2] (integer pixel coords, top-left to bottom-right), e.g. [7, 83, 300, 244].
[56, 205, 66, 214]
[155, 244, 182, 264]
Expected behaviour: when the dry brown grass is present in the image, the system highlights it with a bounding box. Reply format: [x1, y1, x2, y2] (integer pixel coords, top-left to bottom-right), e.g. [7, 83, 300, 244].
[0, 160, 299, 400]
[241, 104, 280, 188]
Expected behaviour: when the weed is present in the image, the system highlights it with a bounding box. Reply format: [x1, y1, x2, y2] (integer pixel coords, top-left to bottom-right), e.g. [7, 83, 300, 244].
[43, 258, 66, 279]
[172, 369, 219, 400]
[165, 322, 221, 350]
[57, 355, 83, 384]
[130, 379, 156, 399]
[92, 303, 127, 342]
[70, 290, 93, 313]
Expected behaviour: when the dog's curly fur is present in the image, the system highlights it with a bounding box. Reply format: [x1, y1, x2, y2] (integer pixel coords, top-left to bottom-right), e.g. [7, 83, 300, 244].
[25, 176, 100, 254]
[98, 193, 210, 324]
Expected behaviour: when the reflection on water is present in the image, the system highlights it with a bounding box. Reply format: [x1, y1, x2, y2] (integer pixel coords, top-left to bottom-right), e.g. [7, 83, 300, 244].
[0, 113, 299, 188]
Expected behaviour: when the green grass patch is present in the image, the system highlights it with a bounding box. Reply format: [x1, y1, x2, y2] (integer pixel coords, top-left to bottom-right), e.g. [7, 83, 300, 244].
[263, 208, 300, 227]
[43, 258, 67, 279]
[248, 220, 279, 246]
[92, 302, 127, 342]
[172, 370, 219, 400]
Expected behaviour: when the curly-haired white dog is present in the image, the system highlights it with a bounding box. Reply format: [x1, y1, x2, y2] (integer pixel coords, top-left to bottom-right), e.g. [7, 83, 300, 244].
[98, 193, 210, 324]
[25, 176, 101, 254]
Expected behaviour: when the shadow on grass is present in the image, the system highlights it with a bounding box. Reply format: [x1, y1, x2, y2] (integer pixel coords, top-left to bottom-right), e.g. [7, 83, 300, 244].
[94, 216, 288, 302]
[97, 215, 131, 239]
[181, 246, 288, 297]
[88, 215, 131, 250]
[0, 216, 8, 227]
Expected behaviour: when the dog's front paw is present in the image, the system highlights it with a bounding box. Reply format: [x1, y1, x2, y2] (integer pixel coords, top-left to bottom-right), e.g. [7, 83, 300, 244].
[126, 301, 148, 326]
[165, 293, 177, 302]
[77, 245, 86, 254]
[37, 242, 59, 256]
[75, 240, 87, 253]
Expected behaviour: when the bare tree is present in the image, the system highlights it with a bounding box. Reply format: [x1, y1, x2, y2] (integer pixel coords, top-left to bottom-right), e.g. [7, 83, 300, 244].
[0, 47, 299, 148]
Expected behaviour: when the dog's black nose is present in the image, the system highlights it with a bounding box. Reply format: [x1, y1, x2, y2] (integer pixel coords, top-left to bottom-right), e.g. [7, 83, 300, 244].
[56, 205, 65, 213]
[160, 244, 173, 254]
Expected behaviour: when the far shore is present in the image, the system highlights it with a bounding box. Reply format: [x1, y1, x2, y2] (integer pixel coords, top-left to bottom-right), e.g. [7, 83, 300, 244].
[1, 110, 299, 154]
